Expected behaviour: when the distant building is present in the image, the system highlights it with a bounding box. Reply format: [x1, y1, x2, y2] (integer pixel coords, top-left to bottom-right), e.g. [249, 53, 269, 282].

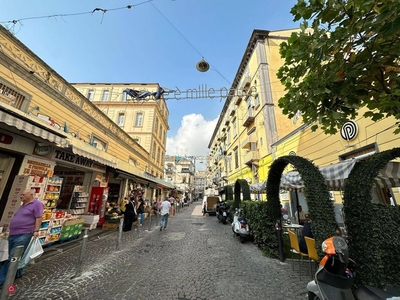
[72, 83, 169, 180]
[164, 156, 195, 198]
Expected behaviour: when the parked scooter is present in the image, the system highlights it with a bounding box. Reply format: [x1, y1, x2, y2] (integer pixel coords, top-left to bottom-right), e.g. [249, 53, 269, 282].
[231, 208, 250, 243]
[307, 235, 400, 300]
[216, 202, 228, 224]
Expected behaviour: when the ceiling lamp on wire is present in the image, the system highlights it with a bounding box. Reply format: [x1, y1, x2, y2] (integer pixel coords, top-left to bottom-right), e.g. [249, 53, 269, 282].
[196, 58, 210, 72]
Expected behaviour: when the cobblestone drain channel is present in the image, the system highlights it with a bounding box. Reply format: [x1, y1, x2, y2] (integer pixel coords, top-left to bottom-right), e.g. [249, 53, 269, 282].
[9, 203, 310, 300]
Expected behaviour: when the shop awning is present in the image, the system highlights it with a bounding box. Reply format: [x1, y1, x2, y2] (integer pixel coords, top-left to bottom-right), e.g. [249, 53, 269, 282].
[280, 159, 400, 191]
[141, 172, 175, 189]
[0, 109, 69, 147]
[249, 182, 267, 193]
[68, 138, 117, 168]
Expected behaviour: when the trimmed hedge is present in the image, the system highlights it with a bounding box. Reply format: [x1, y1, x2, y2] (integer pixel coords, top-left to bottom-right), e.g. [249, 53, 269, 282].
[233, 179, 250, 209]
[266, 155, 337, 258]
[343, 148, 400, 288]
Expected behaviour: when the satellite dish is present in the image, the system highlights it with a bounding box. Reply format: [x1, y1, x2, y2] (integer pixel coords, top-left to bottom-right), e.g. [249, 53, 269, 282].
[196, 59, 210, 72]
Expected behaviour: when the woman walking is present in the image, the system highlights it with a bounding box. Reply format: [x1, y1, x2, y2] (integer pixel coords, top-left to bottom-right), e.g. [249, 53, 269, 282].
[122, 197, 136, 232]
[137, 198, 145, 226]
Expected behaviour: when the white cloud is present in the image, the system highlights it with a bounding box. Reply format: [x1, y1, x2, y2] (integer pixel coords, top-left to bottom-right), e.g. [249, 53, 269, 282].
[166, 114, 217, 157]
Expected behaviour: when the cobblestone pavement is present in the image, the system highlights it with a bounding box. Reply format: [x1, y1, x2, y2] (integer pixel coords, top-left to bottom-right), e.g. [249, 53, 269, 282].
[9, 203, 312, 300]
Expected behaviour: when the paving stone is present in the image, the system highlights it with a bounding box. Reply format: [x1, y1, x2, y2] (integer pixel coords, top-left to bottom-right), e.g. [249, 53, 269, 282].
[8, 204, 311, 299]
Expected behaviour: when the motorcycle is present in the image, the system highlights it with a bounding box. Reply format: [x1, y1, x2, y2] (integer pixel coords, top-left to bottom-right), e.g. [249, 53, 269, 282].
[231, 208, 250, 243]
[307, 235, 400, 300]
[216, 202, 228, 224]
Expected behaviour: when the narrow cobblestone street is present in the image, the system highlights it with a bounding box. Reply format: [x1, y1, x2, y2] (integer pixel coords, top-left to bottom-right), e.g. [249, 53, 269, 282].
[10, 203, 310, 300]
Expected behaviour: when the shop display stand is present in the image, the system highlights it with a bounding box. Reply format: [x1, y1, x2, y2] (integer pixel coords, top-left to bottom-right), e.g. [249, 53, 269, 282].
[43, 177, 63, 209]
[39, 211, 65, 245]
[38, 177, 65, 245]
[68, 186, 89, 216]
[108, 183, 120, 204]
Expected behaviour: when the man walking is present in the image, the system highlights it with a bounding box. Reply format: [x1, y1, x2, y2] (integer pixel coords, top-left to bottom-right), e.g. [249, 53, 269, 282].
[0, 189, 44, 286]
[159, 197, 171, 231]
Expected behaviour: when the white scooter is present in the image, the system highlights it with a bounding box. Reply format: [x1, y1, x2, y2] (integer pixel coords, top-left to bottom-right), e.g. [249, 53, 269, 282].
[231, 208, 250, 243]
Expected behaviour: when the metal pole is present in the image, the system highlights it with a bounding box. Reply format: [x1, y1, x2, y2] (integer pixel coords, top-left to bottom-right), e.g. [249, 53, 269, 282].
[74, 228, 89, 277]
[276, 219, 285, 262]
[137, 214, 140, 237]
[116, 217, 123, 250]
[148, 210, 152, 231]
[0, 245, 24, 300]
[295, 188, 300, 224]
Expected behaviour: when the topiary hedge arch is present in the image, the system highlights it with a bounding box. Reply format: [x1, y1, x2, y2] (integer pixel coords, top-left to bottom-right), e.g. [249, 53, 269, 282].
[223, 185, 234, 201]
[233, 179, 251, 209]
[266, 155, 337, 257]
[343, 147, 400, 288]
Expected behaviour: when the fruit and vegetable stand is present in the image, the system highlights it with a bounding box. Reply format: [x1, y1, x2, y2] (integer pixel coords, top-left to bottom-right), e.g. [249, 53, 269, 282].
[39, 210, 66, 245]
[60, 218, 84, 241]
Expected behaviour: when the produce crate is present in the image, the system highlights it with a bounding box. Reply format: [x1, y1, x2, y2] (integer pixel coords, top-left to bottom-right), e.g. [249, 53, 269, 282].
[102, 221, 119, 230]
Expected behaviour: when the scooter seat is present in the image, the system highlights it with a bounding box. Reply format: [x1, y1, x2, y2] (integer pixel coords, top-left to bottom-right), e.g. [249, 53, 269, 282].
[354, 285, 398, 300]
[238, 217, 245, 222]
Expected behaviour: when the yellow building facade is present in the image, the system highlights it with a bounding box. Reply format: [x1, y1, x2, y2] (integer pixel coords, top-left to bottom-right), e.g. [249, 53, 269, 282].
[208, 29, 303, 196]
[209, 28, 400, 222]
[0, 25, 173, 228]
[71, 83, 169, 180]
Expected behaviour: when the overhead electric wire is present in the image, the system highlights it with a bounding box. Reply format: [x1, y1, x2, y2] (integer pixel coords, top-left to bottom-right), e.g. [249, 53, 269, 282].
[148, 1, 231, 86]
[0, 2, 151, 25]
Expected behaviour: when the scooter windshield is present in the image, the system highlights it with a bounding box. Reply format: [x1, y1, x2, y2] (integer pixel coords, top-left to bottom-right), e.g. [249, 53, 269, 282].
[318, 281, 355, 300]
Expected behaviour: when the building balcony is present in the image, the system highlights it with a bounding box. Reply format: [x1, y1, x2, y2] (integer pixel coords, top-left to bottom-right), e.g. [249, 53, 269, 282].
[242, 109, 255, 127]
[220, 145, 227, 154]
[224, 117, 230, 125]
[165, 168, 174, 173]
[235, 95, 242, 105]
[229, 108, 235, 116]
[220, 171, 228, 182]
[243, 150, 260, 166]
[239, 73, 251, 92]
[241, 134, 257, 149]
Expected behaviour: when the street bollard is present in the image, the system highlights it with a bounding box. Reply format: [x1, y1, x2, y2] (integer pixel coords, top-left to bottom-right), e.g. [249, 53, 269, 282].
[148, 211, 152, 231]
[74, 228, 89, 278]
[0, 245, 24, 300]
[116, 217, 123, 251]
[276, 219, 285, 262]
[137, 215, 141, 237]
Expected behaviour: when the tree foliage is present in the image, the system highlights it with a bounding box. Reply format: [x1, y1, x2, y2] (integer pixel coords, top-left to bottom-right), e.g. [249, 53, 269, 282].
[277, 0, 400, 134]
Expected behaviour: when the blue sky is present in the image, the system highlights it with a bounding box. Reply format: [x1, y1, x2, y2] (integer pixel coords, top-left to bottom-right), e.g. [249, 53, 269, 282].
[0, 0, 299, 159]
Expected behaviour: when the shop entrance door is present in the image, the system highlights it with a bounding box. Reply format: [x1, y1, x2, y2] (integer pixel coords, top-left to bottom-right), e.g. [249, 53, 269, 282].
[0, 154, 15, 200]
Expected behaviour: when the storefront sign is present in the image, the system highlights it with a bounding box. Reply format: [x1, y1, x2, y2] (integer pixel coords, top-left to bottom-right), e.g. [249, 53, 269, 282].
[52, 149, 106, 172]
[0, 132, 13, 144]
[20, 156, 56, 176]
[340, 120, 358, 141]
[32, 143, 53, 158]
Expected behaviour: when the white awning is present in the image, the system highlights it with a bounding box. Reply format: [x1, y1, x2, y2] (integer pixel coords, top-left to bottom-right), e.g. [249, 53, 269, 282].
[249, 182, 267, 193]
[280, 159, 400, 191]
[68, 138, 117, 168]
[0, 110, 69, 147]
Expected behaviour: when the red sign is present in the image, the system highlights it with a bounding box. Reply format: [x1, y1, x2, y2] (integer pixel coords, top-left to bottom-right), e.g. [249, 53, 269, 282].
[0, 133, 13, 144]
[7, 283, 16, 294]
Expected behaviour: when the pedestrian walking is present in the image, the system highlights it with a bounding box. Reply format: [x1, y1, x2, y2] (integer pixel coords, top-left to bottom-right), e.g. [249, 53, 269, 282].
[0, 189, 44, 286]
[159, 197, 172, 231]
[136, 198, 145, 226]
[122, 197, 137, 232]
